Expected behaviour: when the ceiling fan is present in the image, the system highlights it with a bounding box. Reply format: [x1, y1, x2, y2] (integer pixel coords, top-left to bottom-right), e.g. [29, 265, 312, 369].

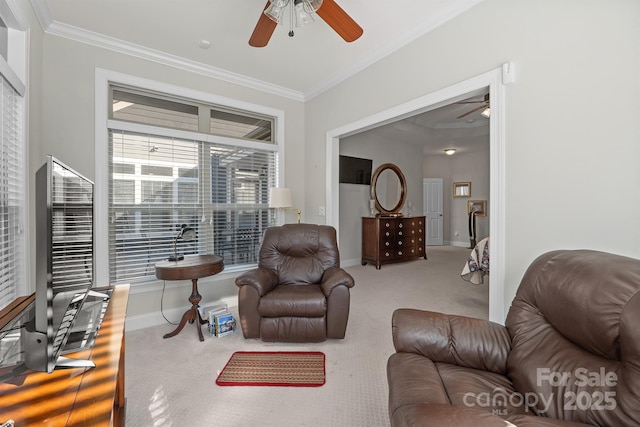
[456, 94, 490, 119]
[249, 0, 363, 47]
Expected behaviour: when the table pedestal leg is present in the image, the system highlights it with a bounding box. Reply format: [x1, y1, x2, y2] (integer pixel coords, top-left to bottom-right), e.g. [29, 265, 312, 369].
[163, 278, 207, 342]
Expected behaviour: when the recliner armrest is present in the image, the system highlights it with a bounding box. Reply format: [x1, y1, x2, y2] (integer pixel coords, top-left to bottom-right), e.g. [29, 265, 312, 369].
[235, 267, 279, 296]
[392, 308, 510, 375]
[320, 267, 355, 296]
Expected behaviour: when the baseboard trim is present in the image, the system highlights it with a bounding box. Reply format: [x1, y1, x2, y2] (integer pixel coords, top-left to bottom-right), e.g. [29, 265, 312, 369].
[448, 240, 471, 248]
[341, 258, 361, 267]
[125, 295, 238, 331]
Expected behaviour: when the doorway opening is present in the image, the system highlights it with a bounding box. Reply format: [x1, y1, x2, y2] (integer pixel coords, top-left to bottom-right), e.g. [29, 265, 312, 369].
[326, 67, 506, 323]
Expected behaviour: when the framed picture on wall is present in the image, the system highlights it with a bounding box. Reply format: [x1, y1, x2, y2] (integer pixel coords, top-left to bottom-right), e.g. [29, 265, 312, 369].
[467, 200, 487, 216]
[453, 182, 471, 197]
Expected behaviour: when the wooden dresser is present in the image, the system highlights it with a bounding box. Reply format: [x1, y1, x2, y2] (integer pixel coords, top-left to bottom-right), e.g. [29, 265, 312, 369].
[362, 216, 427, 269]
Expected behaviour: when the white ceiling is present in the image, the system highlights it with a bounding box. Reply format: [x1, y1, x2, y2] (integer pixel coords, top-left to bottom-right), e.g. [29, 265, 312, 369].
[33, 0, 488, 154]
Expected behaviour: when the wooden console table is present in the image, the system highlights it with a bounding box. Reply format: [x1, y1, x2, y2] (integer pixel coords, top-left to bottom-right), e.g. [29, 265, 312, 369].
[0, 284, 129, 427]
[155, 254, 224, 342]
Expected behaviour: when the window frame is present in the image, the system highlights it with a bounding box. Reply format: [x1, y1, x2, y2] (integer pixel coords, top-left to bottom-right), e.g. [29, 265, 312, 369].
[0, 0, 28, 310]
[95, 69, 286, 292]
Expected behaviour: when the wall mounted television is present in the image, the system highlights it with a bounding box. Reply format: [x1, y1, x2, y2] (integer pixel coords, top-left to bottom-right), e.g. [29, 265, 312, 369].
[20, 155, 107, 373]
[339, 155, 372, 185]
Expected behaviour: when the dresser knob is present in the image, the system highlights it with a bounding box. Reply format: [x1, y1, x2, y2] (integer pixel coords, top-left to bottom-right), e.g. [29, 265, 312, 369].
[398, 241, 403, 245]
[399, 224, 403, 228]
[398, 251, 403, 256]
[385, 252, 390, 257]
[398, 231, 403, 236]
[385, 242, 390, 246]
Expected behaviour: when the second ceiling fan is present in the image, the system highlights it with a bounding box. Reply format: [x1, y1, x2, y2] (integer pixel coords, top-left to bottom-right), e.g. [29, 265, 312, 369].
[249, 0, 363, 47]
[456, 94, 490, 119]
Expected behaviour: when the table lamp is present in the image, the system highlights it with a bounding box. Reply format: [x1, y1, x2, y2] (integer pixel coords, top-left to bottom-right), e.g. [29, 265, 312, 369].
[269, 187, 301, 223]
[168, 224, 196, 261]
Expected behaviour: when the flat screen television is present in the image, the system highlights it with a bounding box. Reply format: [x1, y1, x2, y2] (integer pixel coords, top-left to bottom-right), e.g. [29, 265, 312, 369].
[21, 155, 102, 373]
[339, 155, 372, 185]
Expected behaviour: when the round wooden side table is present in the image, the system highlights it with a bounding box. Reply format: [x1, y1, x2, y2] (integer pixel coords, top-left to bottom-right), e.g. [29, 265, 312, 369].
[155, 254, 224, 342]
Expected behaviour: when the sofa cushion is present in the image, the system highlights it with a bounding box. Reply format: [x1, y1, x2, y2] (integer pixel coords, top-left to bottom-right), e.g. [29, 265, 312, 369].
[437, 363, 529, 417]
[258, 224, 340, 285]
[259, 316, 326, 342]
[258, 284, 326, 317]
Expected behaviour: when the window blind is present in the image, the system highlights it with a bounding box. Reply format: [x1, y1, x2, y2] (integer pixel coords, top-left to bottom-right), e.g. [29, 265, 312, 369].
[50, 159, 94, 292]
[108, 129, 277, 284]
[0, 75, 24, 310]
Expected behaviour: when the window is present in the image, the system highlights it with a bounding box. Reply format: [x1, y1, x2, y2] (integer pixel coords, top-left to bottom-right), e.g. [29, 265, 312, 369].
[106, 85, 280, 284]
[0, 3, 26, 311]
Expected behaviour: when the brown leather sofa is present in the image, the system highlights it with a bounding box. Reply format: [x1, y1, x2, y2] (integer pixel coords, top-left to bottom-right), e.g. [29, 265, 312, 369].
[388, 250, 640, 426]
[235, 223, 355, 342]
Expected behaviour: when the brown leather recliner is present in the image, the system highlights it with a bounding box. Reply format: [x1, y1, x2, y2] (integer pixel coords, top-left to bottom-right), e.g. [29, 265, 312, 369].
[235, 223, 355, 342]
[388, 250, 640, 426]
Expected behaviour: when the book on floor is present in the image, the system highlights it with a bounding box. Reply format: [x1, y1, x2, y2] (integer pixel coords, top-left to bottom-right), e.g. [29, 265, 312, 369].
[202, 304, 228, 336]
[214, 311, 236, 337]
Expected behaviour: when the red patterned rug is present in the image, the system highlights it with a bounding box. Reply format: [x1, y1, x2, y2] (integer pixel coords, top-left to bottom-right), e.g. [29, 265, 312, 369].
[215, 351, 325, 387]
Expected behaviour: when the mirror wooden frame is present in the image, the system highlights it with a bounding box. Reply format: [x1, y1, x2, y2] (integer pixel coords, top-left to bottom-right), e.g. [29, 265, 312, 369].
[467, 199, 487, 216]
[453, 182, 471, 197]
[370, 163, 407, 217]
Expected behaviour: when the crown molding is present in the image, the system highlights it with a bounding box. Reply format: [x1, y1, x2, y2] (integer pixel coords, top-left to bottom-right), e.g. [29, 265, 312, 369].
[302, 0, 484, 100]
[47, 21, 305, 102]
[28, 0, 52, 30]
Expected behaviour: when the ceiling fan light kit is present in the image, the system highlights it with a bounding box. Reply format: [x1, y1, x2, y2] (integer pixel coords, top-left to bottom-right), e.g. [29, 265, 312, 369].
[294, 0, 316, 27]
[265, 0, 321, 26]
[249, 0, 363, 47]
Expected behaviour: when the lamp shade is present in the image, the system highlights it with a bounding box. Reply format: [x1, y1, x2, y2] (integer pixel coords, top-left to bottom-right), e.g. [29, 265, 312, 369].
[269, 187, 293, 208]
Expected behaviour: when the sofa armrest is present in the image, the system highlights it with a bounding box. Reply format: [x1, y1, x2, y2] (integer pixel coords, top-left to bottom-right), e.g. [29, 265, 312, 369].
[392, 308, 510, 375]
[235, 267, 279, 296]
[319, 267, 355, 295]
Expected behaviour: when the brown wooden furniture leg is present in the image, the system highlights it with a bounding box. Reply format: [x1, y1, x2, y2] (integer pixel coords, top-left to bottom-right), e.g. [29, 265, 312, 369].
[163, 278, 206, 341]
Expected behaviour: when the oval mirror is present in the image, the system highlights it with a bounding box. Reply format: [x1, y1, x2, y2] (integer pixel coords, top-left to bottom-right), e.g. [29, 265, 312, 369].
[370, 163, 407, 217]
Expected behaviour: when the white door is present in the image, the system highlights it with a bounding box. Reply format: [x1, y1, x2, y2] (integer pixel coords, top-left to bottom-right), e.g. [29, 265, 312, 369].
[423, 178, 443, 246]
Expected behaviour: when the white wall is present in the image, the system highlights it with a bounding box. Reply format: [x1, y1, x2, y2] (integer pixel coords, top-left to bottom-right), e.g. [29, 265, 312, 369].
[305, 0, 640, 319]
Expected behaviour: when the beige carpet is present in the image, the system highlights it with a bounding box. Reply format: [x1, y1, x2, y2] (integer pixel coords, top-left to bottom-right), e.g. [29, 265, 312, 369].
[125, 246, 488, 427]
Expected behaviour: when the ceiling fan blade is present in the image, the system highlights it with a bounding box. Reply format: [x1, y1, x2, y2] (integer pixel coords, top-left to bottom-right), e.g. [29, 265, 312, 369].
[249, 2, 278, 47]
[456, 94, 490, 104]
[316, 0, 363, 42]
[457, 104, 486, 119]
